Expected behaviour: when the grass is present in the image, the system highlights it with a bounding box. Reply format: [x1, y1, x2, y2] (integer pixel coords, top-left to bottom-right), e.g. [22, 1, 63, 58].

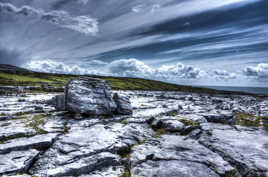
[235, 113, 268, 132]
[152, 128, 167, 138]
[0, 64, 254, 95]
[235, 113, 263, 127]
[117, 120, 129, 125]
[0, 72, 53, 84]
[25, 114, 49, 134]
[177, 117, 197, 126]
[123, 167, 131, 177]
[170, 112, 177, 117]
[0, 122, 11, 127]
[0, 133, 33, 144]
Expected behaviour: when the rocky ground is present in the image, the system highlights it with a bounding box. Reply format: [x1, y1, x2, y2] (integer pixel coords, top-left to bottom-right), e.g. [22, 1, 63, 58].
[0, 91, 268, 177]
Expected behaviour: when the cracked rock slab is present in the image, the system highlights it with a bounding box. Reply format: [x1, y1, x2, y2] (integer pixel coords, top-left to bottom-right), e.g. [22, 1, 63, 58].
[199, 123, 268, 177]
[131, 160, 220, 177]
[0, 119, 36, 141]
[0, 133, 58, 154]
[0, 150, 39, 175]
[130, 134, 236, 176]
[32, 152, 121, 177]
[151, 116, 185, 132]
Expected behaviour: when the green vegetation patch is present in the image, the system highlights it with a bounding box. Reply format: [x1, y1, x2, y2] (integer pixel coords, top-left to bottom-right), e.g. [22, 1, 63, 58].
[0, 122, 11, 127]
[152, 128, 167, 138]
[123, 167, 131, 177]
[0, 133, 33, 144]
[170, 112, 177, 117]
[177, 117, 197, 126]
[0, 71, 53, 85]
[235, 113, 262, 127]
[25, 114, 49, 134]
[116, 120, 129, 125]
[235, 113, 268, 132]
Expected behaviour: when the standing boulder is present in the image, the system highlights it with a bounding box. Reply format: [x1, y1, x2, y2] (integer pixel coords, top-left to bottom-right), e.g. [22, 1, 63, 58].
[113, 93, 132, 115]
[65, 77, 117, 115]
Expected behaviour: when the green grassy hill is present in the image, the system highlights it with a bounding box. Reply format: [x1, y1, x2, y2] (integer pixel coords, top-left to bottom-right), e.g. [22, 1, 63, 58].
[0, 64, 248, 95]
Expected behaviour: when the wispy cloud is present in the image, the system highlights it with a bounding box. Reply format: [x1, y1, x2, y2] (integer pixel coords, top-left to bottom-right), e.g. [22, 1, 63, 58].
[0, 2, 98, 35]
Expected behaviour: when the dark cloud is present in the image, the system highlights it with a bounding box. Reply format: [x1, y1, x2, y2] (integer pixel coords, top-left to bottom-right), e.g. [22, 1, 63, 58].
[0, 47, 25, 66]
[51, 0, 74, 10]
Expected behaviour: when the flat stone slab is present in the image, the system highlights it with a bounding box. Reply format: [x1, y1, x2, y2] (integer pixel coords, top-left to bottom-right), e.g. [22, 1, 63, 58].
[0, 150, 39, 175]
[199, 123, 268, 176]
[0, 119, 36, 141]
[0, 133, 58, 154]
[130, 134, 235, 176]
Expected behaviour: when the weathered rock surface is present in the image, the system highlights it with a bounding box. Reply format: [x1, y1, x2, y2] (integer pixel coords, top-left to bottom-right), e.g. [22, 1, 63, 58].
[0, 150, 39, 175]
[130, 134, 236, 177]
[0, 133, 58, 154]
[199, 123, 268, 177]
[151, 116, 185, 132]
[0, 90, 267, 176]
[65, 77, 117, 115]
[113, 93, 132, 115]
[0, 119, 36, 141]
[55, 94, 65, 111]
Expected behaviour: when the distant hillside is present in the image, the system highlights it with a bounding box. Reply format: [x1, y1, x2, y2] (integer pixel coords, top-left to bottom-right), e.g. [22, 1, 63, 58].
[0, 64, 249, 95]
[0, 64, 31, 73]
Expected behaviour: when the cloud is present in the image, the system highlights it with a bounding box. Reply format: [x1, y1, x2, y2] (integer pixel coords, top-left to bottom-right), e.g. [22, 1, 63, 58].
[23, 58, 248, 86]
[107, 59, 205, 80]
[0, 47, 25, 66]
[157, 63, 203, 79]
[24, 58, 204, 80]
[243, 63, 268, 78]
[213, 70, 237, 80]
[0, 2, 98, 35]
[107, 58, 154, 77]
[24, 60, 101, 75]
[132, 5, 143, 13]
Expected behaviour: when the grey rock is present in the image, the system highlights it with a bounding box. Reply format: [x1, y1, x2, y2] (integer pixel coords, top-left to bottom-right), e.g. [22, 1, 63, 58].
[199, 123, 268, 177]
[80, 166, 124, 177]
[30, 121, 152, 176]
[3, 174, 31, 177]
[202, 111, 235, 124]
[55, 94, 65, 111]
[179, 114, 207, 124]
[1, 90, 268, 177]
[40, 116, 68, 133]
[130, 135, 236, 177]
[152, 116, 185, 132]
[132, 160, 219, 177]
[0, 150, 39, 175]
[45, 152, 121, 177]
[0, 133, 58, 154]
[65, 77, 117, 115]
[113, 93, 132, 115]
[0, 119, 36, 142]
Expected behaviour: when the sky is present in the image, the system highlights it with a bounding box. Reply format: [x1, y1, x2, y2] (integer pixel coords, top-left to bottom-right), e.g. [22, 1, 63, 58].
[0, 0, 268, 87]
